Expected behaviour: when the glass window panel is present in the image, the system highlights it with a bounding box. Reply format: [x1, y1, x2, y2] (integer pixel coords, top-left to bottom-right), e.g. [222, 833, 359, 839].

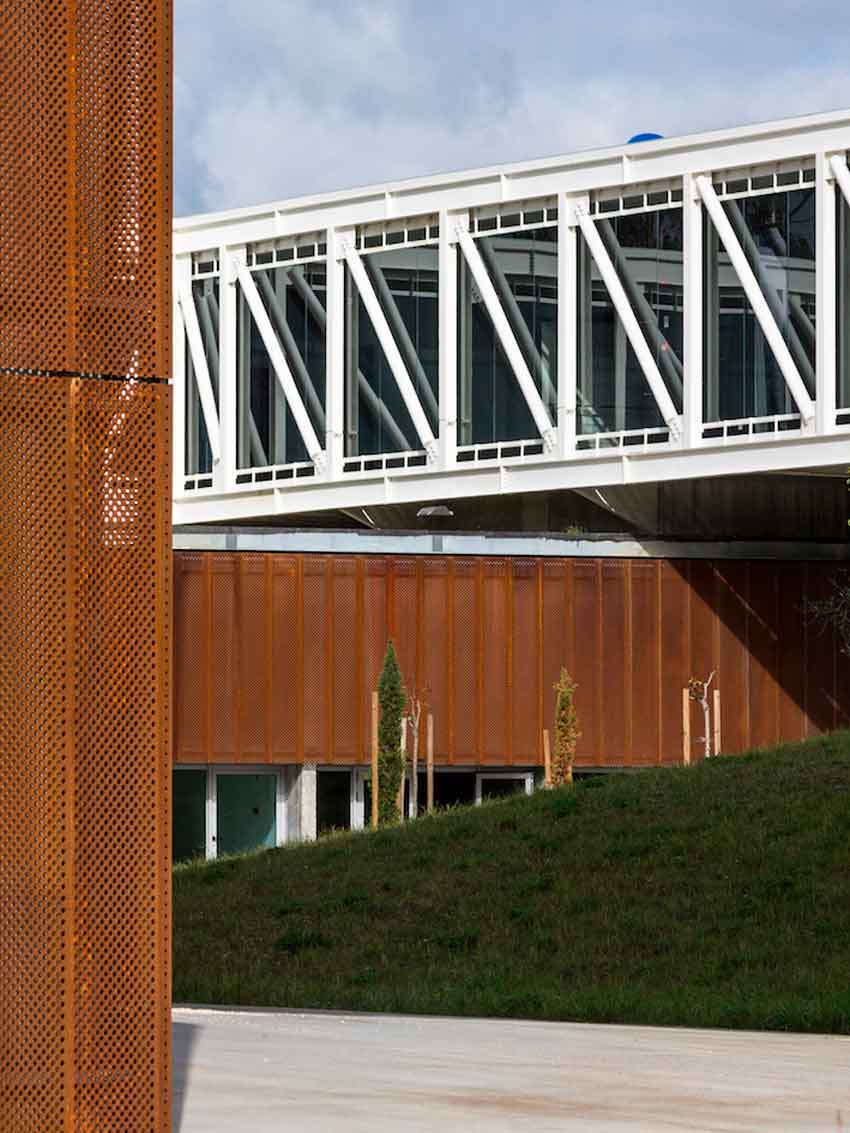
[216, 773, 277, 857]
[185, 277, 219, 475]
[172, 770, 207, 863]
[236, 264, 327, 469]
[703, 188, 815, 423]
[317, 771, 352, 834]
[457, 226, 557, 446]
[577, 208, 683, 434]
[345, 245, 438, 456]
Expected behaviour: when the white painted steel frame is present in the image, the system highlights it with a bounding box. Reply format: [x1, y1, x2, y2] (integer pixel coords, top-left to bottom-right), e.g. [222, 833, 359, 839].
[177, 281, 222, 464]
[173, 109, 850, 523]
[696, 176, 815, 424]
[235, 261, 326, 470]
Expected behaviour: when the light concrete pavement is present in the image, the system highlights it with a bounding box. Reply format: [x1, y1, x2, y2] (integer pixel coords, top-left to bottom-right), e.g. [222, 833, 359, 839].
[173, 1006, 850, 1132]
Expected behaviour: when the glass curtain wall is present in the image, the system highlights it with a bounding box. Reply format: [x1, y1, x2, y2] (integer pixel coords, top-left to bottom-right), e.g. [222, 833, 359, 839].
[577, 208, 683, 436]
[457, 227, 557, 445]
[703, 187, 816, 424]
[237, 263, 327, 468]
[345, 245, 438, 456]
[185, 276, 219, 476]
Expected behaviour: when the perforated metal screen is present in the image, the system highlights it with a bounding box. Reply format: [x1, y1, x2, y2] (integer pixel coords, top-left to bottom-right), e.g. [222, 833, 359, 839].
[0, 3, 171, 1131]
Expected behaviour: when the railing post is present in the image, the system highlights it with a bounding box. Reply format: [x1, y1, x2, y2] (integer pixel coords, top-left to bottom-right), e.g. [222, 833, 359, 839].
[439, 209, 459, 470]
[172, 255, 188, 494]
[220, 244, 243, 492]
[682, 172, 703, 449]
[816, 151, 837, 435]
[325, 226, 348, 479]
[559, 194, 578, 458]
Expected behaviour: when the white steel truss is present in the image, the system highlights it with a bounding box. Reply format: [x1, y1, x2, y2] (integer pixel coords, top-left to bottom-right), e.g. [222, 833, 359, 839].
[172, 109, 850, 525]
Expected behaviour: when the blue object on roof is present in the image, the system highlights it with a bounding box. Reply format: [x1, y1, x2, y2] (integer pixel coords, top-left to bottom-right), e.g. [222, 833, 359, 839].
[628, 132, 664, 144]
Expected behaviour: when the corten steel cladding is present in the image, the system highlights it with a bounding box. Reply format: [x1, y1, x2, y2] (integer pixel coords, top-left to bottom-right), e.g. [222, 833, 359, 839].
[0, 2, 172, 1132]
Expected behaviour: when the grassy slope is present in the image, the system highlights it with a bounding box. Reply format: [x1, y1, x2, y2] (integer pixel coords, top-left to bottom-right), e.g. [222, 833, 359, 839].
[174, 733, 850, 1031]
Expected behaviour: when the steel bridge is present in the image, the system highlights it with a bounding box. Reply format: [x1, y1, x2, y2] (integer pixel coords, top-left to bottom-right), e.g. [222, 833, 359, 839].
[173, 110, 850, 527]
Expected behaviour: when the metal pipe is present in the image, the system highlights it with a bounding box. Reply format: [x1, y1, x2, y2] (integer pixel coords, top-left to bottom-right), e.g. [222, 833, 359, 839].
[256, 269, 326, 430]
[236, 262, 325, 467]
[725, 200, 815, 397]
[362, 254, 440, 427]
[695, 177, 814, 424]
[575, 207, 681, 436]
[344, 245, 438, 459]
[177, 283, 222, 463]
[456, 226, 556, 451]
[476, 236, 558, 415]
[288, 266, 412, 451]
[596, 219, 684, 404]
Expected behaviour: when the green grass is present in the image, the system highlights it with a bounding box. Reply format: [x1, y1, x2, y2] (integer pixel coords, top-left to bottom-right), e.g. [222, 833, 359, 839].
[173, 732, 850, 1031]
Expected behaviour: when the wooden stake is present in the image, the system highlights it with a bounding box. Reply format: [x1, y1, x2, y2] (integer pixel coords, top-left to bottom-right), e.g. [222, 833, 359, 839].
[371, 690, 379, 828]
[398, 717, 407, 820]
[713, 688, 722, 757]
[542, 728, 552, 788]
[426, 712, 434, 813]
[682, 688, 691, 766]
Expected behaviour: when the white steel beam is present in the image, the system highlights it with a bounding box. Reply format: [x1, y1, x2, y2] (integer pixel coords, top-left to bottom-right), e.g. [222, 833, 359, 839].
[172, 259, 187, 486]
[177, 280, 222, 464]
[343, 243, 438, 461]
[236, 261, 326, 471]
[817, 154, 838, 433]
[439, 211, 459, 467]
[558, 196, 577, 457]
[682, 174, 703, 448]
[173, 431, 850, 527]
[696, 175, 815, 425]
[574, 205, 681, 439]
[455, 225, 556, 452]
[324, 229, 346, 478]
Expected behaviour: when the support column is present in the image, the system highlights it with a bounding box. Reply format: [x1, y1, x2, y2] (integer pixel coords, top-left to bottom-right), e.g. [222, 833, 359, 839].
[439, 209, 460, 468]
[325, 228, 347, 477]
[816, 151, 837, 434]
[558, 196, 578, 457]
[682, 173, 704, 448]
[298, 763, 318, 842]
[220, 245, 244, 491]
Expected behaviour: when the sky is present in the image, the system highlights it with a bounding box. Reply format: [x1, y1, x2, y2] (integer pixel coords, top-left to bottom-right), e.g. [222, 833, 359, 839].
[174, 0, 850, 218]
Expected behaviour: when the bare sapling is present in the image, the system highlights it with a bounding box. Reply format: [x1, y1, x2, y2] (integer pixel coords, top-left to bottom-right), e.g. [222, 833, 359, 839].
[405, 694, 423, 818]
[688, 671, 716, 759]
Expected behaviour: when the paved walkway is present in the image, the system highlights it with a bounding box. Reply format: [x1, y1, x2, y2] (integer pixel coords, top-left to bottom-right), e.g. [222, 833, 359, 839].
[173, 1006, 850, 1132]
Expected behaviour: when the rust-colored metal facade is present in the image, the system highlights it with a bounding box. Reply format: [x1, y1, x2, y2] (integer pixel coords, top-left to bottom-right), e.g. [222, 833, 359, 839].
[174, 552, 846, 768]
[0, 3, 171, 1131]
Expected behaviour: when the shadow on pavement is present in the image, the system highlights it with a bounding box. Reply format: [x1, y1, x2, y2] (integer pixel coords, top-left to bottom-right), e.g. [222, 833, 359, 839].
[173, 1019, 201, 1133]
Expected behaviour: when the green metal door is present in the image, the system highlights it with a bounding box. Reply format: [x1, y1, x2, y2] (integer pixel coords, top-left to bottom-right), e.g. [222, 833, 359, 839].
[216, 773, 277, 857]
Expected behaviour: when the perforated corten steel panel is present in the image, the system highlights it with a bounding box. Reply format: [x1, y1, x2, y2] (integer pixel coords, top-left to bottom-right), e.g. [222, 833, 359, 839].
[0, 1, 171, 381]
[174, 551, 848, 770]
[0, 2, 171, 1131]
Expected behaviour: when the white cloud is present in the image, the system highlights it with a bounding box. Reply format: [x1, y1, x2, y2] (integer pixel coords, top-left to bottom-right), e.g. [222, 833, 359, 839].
[174, 1, 850, 215]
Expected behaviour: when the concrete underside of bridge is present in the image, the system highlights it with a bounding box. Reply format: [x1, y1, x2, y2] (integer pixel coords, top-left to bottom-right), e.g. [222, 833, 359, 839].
[176, 471, 850, 542]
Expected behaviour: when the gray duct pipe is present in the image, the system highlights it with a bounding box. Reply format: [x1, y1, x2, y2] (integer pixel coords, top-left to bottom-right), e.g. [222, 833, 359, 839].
[362, 255, 440, 427]
[256, 270, 326, 430]
[477, 235, 557, 415]
[764, 225, 817, 358]
[200, 289, 268, 467]
[596, 219, 684, 405]
[725, 201, 815, 396]
[477, 234, 608, 434]
[287, 266, 412, 451]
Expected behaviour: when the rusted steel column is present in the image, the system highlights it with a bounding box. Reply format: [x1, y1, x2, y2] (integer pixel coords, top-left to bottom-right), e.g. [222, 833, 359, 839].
[0, 3, 172, 1131]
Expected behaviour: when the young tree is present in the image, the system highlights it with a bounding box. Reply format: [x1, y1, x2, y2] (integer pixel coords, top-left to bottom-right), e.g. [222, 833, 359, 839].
[552, 668, 579, 786]
[377, 640, 406, 825]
